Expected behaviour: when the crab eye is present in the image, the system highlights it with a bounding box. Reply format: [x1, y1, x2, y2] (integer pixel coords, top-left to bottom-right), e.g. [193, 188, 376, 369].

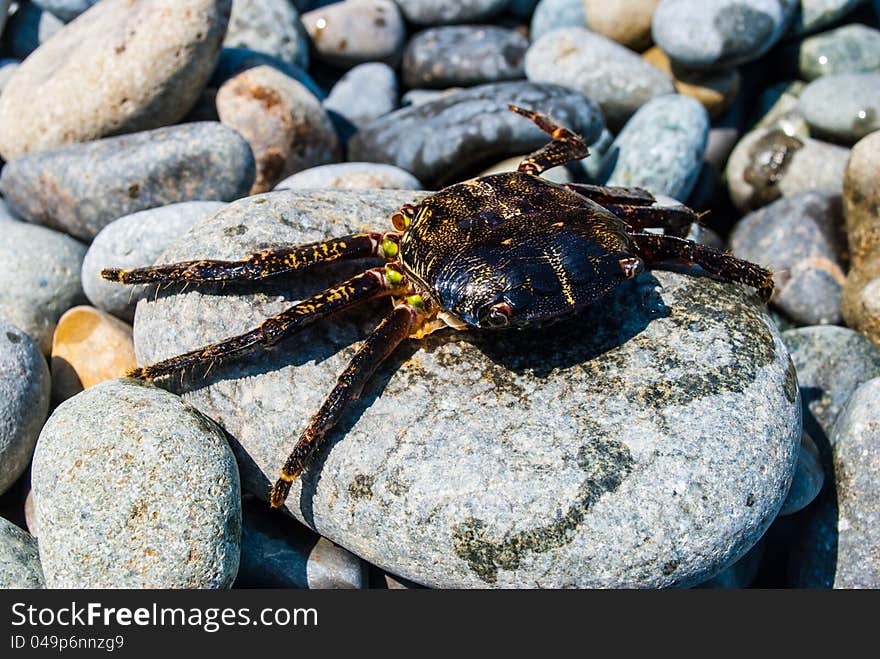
[481, 302, 512, 328]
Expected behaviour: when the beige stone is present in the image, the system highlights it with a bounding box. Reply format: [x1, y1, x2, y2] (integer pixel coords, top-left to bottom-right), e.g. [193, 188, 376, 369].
[583, 0, 658, 51]
[0, 0, 232, 160]
[643, 46, 740, 118]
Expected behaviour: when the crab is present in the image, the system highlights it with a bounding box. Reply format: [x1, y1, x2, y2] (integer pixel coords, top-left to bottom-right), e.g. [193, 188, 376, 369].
[102, 105, 774, 509]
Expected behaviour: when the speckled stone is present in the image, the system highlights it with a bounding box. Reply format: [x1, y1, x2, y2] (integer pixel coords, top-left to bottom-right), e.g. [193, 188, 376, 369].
[302, 0, 406, 68]
[778, 432, 824, 515]
[216, 66, 340, 193]
[782, 325, 880, 436]
[394, 0, 509, 25]
[797, 24, 880, 81]
[31, 0, 98, 22]
[0, 0, 232, 161]
[729, 192, 847, 325]
[32, 378, 241, 588]
[236, 498, 365, 588]
[652, 0, 796, 70]
[525, 27, 675, 129]
[799, 73, 880, 143]
[787, 0, 867, 35]
[0, 122, 255, 242]
[530, 0, 587, 41]
[224, 0, 309, 70]
[584, 0, 658, 51]
[347, 81, 604, 186]
[323, 63, 398, 139]
[597, 94, 708, 199]
[82, 202, 227, 323]
[133, 189, 801, 588]
[275, 162, 423, 191]
[402, 25, 528, 89]
[725, 127, 850, 212]
[0, 517, 44, 589]
[4, 1, 63, 60]
[0, 222, 86, 354]
[0, 323, 50, 496]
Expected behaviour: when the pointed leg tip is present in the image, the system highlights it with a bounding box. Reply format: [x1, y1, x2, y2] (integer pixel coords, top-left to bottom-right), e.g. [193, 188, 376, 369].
[101, 268, 124, 282]
[269, 478, 293, 509]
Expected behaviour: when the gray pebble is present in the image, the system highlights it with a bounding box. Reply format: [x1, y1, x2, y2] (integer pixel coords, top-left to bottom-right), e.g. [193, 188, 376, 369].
[778, 432, 824, 515]
[755, 80, 809, 136]
[0, 323, 50, 496]
[133, 189, 801, 588]
[800, 72, 880, 143]
[323, 62, 399, 137]
[651, 0, 796, 70]
[525, 27, 675, 129]
[0, 517, 44, 589]
[275, 162, 423, 190]
[400, 87, 462, 107]
[32, 378, 241, 588]
[31, 0, 97, 22]
[787, 0, 868, 35]
[302, 0, 406, 68]
[0, 122, 255, 242]
[597, 94, 709, 199]
[224, 0, 310, 70]
[0, 222, 86, 354]
[402, 25, 528, 89]
[530, 0, 588, 41]
[348, 81, 604, 186]
[81, 202, 228, 323]
[797, 24, 880, 81]
[394, 0, 509, 25]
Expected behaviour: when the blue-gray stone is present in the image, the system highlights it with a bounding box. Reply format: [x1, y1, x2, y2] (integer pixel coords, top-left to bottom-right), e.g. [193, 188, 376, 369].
[787, 0, 868, 35]
[0, 122, 256, 242]
[799, 72, 880, 143]
[0, 517, 44, 589]
[224, 0, 310, 70]
[4, 1, 63, 60]
[778, 432, 824, 515]
[210, 48, 326, 100]
[393, 0, 509, 25]
[324, 63, 398, 140]
[530, 0, 587, 41]
[31, 0, 97, 22]
[797, 24, 880, 81]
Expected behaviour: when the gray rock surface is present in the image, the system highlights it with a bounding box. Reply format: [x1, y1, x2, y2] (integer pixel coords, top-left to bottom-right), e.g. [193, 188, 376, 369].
[0, 122, 255, 242]
[323, 63, 398, 137]
[0, 517, 44, 589]
[0, 222, 87, 354]
[530, 0, 587, 41]
[393, 0, 509, 25]
[347, 81, 604, 186]
[32, 378, 241, 588]
[274, 162, 423, 191]
[797, 24, 880, 81]
[224, 0, 309, 70]
[799, 72, 880, 143]
[0, 323, 50, 496]
[210, 47, 326, 100]
[787, 0, 867, 35]
[133, 189, 801, 588]
[81, 202, 228, 322]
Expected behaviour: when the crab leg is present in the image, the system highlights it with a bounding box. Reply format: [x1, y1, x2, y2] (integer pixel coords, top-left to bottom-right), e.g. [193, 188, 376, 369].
[101, 233, 392, 284]
[129, 267, 406, 380]
[270, 301, 419, 508]
[602, 204, 697, 238]
[631, 232, 775, 302]
[509, 105, 590, 175]
[564, 183, 657, 206]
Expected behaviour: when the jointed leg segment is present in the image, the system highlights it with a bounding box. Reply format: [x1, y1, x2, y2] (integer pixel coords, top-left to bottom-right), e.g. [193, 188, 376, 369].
[510, 105, 590, 175]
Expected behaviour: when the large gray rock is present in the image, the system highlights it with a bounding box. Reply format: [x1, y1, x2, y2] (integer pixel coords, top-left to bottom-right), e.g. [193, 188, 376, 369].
[32, 378, 242, 588]
[132, 189, 801, 588]
[224, 0, 309, 70]
[0, 517, 45, 589]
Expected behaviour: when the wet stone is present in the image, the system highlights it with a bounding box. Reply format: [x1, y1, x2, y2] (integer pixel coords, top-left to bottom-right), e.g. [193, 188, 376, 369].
[133, 189, 801, 588]
[0, 517, 44, 589]
[524, 27, 675, 129]
[402, 25, 528, 89]
[323, 63, 398, 139]
[0, 122, 255, 242]
[597, 94, 709, 200]
[347, 81, 604, 187]
[275, 162, 423, 191]
[0, 222, 87, 354]
[0, 322, 51, 496]
[394, 0, 509, 26]
[797, 24, 880, 81]
[81, 202, 228, 323]
[530, 0, 587, 41]
[223, 0, 310, 70]
[32, 378, 242, 588]
[799, 72, 880, 143]
[729, 191, 847, 325]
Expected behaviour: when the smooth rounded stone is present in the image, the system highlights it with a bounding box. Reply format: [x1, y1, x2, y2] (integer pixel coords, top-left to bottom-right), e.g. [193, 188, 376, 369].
[787, 0, 868, 35]
[4, 1, 63, 60]
[652, 0, 796, 70]
[597, 95, 708, 200]
[0, 222, 86, 354]
[133, 189, 801, 588]
[755, 80, 809, 136]
[525, 27, 675, 129]
[394, 0, 509, 25]
[841, 131, 880, 349]
[583, 0, 658, 51]
[31, 0, 98, 22]
[0, 59, 20, 96]
[24, 490, 38, 537]
[301, 0, 406, 68]
[224, 0, 309, 70]
[210, 47, 326, 100]
[0, 517, 44, 589]
[50, 306, 136, 403]
[642, 46, 741, 119]
[0, 122, 255, 242]
[323, 63, 398, 139]
[237, 498, 365, 588]
[347, 81, 604, 186]
[275, 162, 423, 191]
[0, 323, 50, 496]
[530, 0, 587, 41]
[797, 24, 880, 81]
[217, 66, 340, 194]
[400, 87, 462, 107]
[800, 72, 880, 143]
[0, 0, 232, 161]
[725, 127, 850, 212]
[729, 192, 847, 325]
[782, 325, 880, 436]
[81, 202, 227, 323]
[32, 378, 241, 588]
[478, 155, 572, 183]
[778, 432, 824, 515]
[401, 25, 528, 89]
